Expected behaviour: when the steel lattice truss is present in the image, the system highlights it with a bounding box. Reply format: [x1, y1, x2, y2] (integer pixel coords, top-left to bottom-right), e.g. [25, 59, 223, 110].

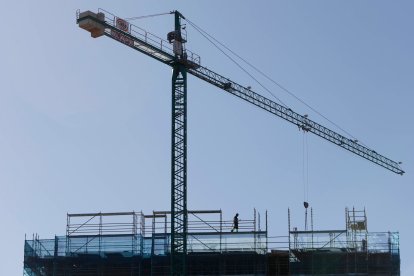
[171, 66, 188, 275]
[188, 65, 404, 175]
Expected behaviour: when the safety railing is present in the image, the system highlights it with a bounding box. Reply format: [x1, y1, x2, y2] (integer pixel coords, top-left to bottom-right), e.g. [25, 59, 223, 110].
[289, 230, 399, 254]
[25, 231, 271, 258]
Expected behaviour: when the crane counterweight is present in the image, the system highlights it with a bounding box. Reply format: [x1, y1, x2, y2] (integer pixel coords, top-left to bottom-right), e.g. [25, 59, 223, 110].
[77, 11, 105, 38]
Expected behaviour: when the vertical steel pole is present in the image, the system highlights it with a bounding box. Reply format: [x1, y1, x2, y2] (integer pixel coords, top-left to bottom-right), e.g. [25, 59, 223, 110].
[152, 214, 155, 256]
[220, 210, 222, 252]
[171, 11, 187, 276]
[53, 235, 58, 276]
[265, 210, 268, 253]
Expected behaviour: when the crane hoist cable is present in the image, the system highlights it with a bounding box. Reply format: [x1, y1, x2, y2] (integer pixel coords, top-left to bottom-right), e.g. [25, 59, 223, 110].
[303, 131, 309, 203]
[303, 131, 310, 230]
[185, 17, 364, 146]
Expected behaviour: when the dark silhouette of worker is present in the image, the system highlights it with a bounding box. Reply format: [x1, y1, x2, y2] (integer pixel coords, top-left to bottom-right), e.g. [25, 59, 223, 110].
[231, 213, 239, 232]
[362, 239, 367, 251]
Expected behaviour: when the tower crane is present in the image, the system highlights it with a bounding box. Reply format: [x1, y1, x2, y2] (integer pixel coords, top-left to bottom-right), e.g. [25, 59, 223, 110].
[76, 9, 404, 275]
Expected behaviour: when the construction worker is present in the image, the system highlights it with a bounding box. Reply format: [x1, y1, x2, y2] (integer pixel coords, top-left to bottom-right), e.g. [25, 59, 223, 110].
[231, 213, 239, 232]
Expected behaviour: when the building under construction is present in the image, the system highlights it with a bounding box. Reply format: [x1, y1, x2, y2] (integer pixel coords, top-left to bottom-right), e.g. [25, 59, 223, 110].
[24, 207, 400, 275]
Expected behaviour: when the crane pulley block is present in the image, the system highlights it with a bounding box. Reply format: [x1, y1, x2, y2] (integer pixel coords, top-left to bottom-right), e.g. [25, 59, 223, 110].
[78, 11, 105, 38]
[223, 82, 232, 91]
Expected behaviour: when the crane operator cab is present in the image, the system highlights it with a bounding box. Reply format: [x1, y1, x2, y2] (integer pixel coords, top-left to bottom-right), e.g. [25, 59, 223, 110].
[167, 30, 188, 60]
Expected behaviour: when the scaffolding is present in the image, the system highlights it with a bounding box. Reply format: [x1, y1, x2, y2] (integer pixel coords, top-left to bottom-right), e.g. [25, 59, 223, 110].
[288, 207, 400, 275]
[24, 209, 290, 275]
[24, 207, 399, 275]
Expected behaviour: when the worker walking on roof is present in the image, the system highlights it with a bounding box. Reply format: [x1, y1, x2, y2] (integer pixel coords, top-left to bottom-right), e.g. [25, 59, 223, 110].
[231, 213, 239, 232]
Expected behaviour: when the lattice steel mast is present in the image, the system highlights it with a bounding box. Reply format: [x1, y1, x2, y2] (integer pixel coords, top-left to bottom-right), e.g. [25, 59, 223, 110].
[76, 7, 404, 275]
[170, 11, 188, 276]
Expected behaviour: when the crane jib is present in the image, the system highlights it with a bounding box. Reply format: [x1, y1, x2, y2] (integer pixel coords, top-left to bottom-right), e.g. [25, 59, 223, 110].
[187, 66, 404, 175]
[76, 9, 404, 176]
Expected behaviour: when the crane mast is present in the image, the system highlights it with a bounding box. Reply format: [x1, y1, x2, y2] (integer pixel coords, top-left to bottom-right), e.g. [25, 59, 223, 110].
[76, 8, 404, 276]
[170, 11, 188, 276]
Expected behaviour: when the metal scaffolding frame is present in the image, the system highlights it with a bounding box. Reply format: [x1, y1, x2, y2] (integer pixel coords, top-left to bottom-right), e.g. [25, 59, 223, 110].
[288, 207, 400, 275]
[23, 207, 400, 275]
[24, 209, 276, 275]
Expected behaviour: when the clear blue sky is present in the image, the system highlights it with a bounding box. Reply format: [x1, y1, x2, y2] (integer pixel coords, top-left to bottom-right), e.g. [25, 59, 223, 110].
[1, 1, 413, 274]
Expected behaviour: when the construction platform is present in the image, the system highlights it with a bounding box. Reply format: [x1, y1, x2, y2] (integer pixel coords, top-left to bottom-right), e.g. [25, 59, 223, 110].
[24, 208, 400, 275]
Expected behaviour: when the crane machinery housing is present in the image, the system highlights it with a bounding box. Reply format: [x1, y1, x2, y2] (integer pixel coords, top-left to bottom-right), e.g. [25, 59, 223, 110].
[72, 8, 404, 276]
